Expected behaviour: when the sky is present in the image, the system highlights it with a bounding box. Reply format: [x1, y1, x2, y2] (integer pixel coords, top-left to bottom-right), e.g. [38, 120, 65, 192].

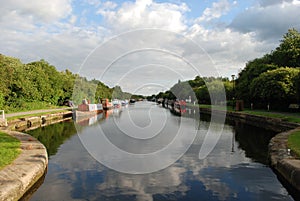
[1, 0, 300, 95]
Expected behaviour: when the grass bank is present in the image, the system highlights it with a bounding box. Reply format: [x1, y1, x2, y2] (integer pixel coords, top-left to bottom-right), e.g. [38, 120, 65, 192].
[288, 130, 300, 157]
[0, 132, 20, 170]
[188, 103, 300, 124]
[4, 101, 66, 114]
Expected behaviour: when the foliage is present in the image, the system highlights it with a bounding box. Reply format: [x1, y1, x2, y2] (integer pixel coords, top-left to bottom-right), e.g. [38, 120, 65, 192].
[0, 54, 135, 111]
[235, 28, 300, 109]
[154, 28, 300, 109]
[271, 28, 300, 67]
[0, 132, 20, 169]
[250, 67, 300, 109]
[154, 76, 231, 105]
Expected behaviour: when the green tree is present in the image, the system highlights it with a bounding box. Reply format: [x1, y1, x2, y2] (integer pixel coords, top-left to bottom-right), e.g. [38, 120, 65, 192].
[195, 85, 210, 104]
[206, 80, 226, 105]
[271, 28, 300, 67]
[250, 67, 300, 109]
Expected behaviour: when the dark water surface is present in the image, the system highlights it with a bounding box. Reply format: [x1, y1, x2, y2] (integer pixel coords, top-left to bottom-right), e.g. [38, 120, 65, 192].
[26, 102, 293, 201]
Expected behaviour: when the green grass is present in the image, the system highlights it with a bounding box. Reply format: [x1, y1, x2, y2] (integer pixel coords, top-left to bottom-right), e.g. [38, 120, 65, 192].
[288, 130, 300, 157]
[193, 104, 300, 124]
[0, 132, 21, 170]
[5, 101, 66, 114]
[238, 110, 300, 123]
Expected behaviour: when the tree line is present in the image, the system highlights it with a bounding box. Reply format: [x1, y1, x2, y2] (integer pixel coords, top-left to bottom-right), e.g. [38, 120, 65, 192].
[0, 55, 142, 112]
[151, 28, 300, 111]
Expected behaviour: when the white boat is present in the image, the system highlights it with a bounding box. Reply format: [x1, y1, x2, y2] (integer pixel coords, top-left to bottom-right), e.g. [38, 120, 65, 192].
[112, 99, 121, 108]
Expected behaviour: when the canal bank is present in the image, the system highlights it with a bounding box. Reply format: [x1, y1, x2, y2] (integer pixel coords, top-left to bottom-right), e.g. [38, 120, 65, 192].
[7, 110, 73, 131]
[0, 109, 72, 200]
[269, 128, 300, 197]
[0, 130, 47, 201]
[198, 107, 300, 197]
[1, 105, 300, 200]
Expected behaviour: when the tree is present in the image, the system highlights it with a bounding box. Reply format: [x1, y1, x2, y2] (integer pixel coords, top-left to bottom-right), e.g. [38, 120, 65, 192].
[206, 80, 226, 105]
[195, 86, 210, 104]
[250, 67, 300, 109]
[271, 28, 300, 67]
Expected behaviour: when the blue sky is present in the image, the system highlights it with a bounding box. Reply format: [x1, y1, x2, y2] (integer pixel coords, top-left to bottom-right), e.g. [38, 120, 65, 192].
[1, 0, 300, 95]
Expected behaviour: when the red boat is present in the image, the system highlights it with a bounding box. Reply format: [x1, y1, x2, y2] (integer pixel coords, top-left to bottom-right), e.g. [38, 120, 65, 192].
[101, 98, 113, 110]
[173, 100, 187, 115]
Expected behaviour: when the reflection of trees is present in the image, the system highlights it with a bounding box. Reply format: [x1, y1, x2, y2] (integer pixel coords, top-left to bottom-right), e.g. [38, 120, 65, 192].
[26, 120, 77, 156]
[233, 121, 275, 164]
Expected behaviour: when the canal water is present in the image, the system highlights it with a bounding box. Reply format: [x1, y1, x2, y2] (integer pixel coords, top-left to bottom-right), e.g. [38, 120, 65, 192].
[26, 101, 293, 201]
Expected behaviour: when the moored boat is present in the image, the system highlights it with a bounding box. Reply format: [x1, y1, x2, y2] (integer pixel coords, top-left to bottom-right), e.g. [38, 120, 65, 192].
[173, 100, 186, 115]
[101, 98, 113, 110]
[75, 103, 103, 117]
[112, 99, 121, 108]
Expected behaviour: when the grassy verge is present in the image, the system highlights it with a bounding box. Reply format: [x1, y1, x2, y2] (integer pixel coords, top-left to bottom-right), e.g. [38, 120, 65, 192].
[5, 101, 66, 114]
[240, 110, 300, 123]
[0, 132, 21, 170]
[288, 130, 300, 157]
[190, 103, 300, 124]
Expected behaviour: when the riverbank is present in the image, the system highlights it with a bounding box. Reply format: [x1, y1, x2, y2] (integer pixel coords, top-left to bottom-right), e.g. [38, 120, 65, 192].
[269, 128, 300, 197]
[0, 130, 47, 201]
[0, 109, 73, 200]
[7, 110, 73, 131]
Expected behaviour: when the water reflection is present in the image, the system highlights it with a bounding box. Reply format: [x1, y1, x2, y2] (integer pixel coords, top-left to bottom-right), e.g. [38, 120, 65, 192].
[26, 102, 293, 201]
[27, 119, 77, 156]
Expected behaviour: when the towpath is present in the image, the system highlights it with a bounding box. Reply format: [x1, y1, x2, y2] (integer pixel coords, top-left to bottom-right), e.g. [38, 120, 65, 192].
[5, 107, 72, 118]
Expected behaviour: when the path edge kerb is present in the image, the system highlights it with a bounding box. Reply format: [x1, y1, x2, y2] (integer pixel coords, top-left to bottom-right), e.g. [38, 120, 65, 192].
[269, 127, 300, 193]
[0, 130, 48, 201]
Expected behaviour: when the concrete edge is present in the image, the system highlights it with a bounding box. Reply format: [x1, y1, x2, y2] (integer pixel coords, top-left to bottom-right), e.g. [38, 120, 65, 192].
[0, 130, 48, 201]
[269, 127, 300, 193]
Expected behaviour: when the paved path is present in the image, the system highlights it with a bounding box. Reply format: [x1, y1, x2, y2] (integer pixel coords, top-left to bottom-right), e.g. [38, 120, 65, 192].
[5, 108, 72, 118]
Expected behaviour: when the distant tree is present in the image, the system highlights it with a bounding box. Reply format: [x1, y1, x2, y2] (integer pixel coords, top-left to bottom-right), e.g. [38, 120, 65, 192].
[112, 85, 124, 99]
[195, 85, 210, 104]
[271, 28, 300, 67]
[206, 80, 226, 105]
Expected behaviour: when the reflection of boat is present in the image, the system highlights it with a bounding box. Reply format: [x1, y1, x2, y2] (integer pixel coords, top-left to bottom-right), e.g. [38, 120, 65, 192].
[75, 112, 104, 126]
[173, 100, 186, 115]
[75, 103, 103, 117]
[112, 99, 121, 108]
[113, 108, 122, 115]
[105, 109, 113, 118]
[101, 99, 113, 110]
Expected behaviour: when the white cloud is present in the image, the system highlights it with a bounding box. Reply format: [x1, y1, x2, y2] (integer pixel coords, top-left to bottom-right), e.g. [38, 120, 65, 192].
[197, 0, 231, 22]
[186, 24, 273, 76]
[98, 0, 189, 33]
[0, 0, 72, 23]
[1, 0, 300, 94]
[102, 1, 118, 10]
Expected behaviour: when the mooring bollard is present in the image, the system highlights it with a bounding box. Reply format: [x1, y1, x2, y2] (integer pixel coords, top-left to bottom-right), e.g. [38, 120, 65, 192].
[0, 110, 8, 127]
